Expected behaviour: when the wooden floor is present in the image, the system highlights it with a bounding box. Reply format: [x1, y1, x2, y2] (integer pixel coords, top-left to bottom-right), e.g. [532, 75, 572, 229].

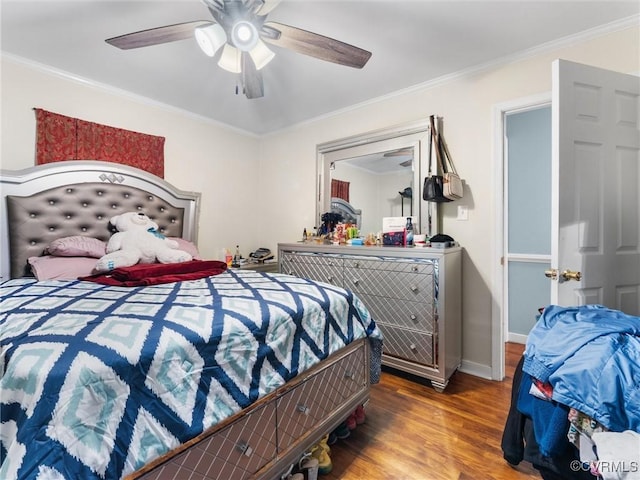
[323, 343, 541, 480]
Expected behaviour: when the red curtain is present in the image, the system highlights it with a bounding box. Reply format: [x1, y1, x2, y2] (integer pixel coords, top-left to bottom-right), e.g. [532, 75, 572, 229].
[35, 108, 165, 178]
[331, 178, 350, 202]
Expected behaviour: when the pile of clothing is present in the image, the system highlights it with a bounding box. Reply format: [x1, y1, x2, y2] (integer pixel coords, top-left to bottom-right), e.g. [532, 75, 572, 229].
[502, 305, 640, 480]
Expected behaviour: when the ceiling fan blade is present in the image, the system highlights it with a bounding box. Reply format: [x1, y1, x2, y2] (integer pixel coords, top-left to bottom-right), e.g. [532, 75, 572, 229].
[262, 21, 371, 69]
[399, 159, 413, 167]
[241, 53, 264, 99]
[106, 21, 212, 50]
[384, 147, 414, 157]
[256, 0, 282, 16]
[201, 0, 224, 13]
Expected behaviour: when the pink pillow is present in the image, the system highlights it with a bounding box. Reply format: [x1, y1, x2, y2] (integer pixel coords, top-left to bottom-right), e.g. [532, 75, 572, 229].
[169, 238, 201, 259]
[45, 236, 106, 258]
[28, 256, 98, 281]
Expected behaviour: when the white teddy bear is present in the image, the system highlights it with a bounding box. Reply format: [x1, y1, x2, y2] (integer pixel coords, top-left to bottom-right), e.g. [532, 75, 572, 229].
[95, 212, 192, 272]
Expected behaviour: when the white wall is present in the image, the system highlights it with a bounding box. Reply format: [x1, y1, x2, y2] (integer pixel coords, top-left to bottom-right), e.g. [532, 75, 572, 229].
[378, 171, 414, 220]
[257, 25, 640, 374]
[0, 57, 261, 262]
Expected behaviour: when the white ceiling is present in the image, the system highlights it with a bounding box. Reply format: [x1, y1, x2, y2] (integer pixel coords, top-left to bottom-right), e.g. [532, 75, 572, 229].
[340, 149, 414, 174]
[2, 1, 638, 136]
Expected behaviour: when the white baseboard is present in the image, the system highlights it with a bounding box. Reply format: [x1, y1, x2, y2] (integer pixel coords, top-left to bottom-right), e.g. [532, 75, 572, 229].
[459, 359, 493, 380]
[507, 333, 528, 344]
[459, 334, 528, 381]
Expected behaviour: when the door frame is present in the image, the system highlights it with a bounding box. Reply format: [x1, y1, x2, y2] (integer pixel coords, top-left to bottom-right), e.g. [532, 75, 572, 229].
[491, 92, 551, 381]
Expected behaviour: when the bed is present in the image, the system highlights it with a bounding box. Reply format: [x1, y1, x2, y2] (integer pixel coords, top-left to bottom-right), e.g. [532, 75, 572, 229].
[0, 160, 383, 480]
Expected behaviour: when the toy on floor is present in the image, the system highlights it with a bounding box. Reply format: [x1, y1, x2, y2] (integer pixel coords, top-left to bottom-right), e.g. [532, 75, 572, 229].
[95, 212, 192, 272]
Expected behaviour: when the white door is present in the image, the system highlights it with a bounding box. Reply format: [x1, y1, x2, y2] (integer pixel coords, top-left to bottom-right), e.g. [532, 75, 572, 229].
[551, 59, 640, 314]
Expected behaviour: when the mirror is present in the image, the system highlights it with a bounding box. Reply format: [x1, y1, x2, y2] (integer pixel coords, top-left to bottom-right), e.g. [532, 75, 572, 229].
[317, 120, 436, 237]
[331, 148, 414, 234]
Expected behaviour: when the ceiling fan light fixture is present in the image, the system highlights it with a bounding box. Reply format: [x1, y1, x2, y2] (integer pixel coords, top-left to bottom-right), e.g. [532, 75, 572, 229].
[249, 39, 275, 70]
[231, 20, 259, 51]
[194, 23, 226, 57]
[218, 43, 242, 73]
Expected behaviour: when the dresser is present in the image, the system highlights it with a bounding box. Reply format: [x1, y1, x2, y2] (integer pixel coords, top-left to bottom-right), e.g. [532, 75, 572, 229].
[278, 243, 462, 391]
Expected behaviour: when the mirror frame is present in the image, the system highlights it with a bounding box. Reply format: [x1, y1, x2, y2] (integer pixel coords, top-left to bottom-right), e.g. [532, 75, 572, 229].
[316, 119, 437, 237]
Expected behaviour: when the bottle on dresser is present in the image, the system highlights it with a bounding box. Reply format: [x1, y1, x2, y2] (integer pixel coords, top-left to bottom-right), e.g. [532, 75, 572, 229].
[405, 217, 414, 246]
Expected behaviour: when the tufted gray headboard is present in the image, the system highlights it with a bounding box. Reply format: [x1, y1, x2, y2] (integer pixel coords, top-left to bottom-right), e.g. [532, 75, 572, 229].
[1, 160, 201, 280]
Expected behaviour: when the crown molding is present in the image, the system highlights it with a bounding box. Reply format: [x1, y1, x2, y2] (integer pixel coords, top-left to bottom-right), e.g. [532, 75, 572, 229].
[3, 13, 637, 139]
[1, 52, 258, 139]
[266, 13, 639, 137]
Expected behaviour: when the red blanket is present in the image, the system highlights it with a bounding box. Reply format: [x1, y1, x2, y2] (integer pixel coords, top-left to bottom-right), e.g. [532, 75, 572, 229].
[80, 260, 228, 286]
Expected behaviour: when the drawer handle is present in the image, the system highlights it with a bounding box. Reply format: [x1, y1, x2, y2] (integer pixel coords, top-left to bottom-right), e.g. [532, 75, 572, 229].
[410, 314, 417, 321]
[327, 260, 333, 266]
[328, 276, 333, 281]
[410, 285, 418, 292]
[410, 344, 417, 351]
[344, 370, 355, 380]
[352, 279, 360, 286]
[297, 404, 311, 415]
[354, 262, 360, 268]
[412, 266, 419, 272]
[236, 441, 253, 457]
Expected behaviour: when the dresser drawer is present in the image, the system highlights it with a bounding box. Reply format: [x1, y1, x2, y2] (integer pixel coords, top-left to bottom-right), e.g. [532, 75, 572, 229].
[377, 323, 435, 367]
[357, 292, 435, 333]
[140, 402, 277, 480]
[280, 253, 343, 286]
[344, 267, 433, 302]
[277, 341, 366, 451]
[344, 257, 434, 275]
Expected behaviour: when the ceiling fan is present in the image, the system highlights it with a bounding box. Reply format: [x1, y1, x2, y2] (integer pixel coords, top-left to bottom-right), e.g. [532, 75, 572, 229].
[105, 0, 372, 99]
[383, 147, 414, 158]
[383, 148, 414, 167]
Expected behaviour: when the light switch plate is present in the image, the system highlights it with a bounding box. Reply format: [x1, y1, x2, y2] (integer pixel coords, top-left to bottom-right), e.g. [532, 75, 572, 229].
[457, 205, 469, 221]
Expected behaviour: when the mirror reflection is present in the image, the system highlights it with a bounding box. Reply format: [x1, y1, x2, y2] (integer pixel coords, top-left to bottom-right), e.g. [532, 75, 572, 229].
[330, 147, 414, 235]
[317, 119, 434, 239]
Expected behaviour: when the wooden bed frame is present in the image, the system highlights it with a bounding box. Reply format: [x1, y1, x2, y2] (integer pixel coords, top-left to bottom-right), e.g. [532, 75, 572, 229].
[0, 160, 371, 480]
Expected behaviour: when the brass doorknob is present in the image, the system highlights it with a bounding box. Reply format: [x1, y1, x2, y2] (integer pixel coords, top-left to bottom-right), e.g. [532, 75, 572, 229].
[544, 268, 581, 282]
[561, 269, 582, 281]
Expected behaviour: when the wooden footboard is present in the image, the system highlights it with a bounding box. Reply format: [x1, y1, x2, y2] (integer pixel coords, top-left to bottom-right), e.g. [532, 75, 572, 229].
[130, 338, 370, 480]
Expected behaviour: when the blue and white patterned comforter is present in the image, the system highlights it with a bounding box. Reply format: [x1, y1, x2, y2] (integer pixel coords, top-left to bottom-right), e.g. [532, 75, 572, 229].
[0, 270, 381, 480]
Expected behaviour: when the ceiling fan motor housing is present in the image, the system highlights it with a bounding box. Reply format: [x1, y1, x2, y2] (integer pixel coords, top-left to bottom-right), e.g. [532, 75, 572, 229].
[231, 20, 259, 51]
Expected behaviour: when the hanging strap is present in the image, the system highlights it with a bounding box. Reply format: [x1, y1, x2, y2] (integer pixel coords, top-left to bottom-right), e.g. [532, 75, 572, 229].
[429, 115, 448, 174]
[427, 115, 434, 177]
[431, 115, 459, 175]
[428, 115, 434, 175]
[440, 132, 458, 175]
